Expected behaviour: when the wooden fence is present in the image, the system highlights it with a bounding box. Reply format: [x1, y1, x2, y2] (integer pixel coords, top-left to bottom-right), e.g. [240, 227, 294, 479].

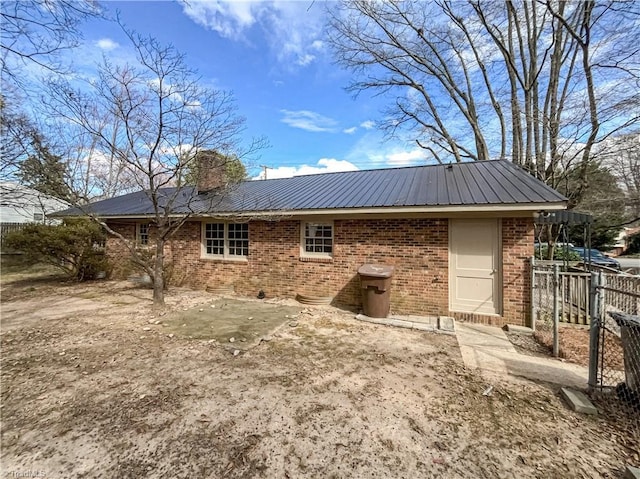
[533, 263, 591, 325]
[533, 260, 639, 358]
[0, 222, 25, 252]
[533, 262, 639, 326]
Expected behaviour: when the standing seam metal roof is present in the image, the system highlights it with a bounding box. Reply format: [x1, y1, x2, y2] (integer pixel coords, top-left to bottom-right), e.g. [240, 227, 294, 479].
[55, 160, 567, 217]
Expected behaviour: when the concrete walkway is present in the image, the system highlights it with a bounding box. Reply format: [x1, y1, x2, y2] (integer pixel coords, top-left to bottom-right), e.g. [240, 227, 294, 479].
[456, 323, 589, 389]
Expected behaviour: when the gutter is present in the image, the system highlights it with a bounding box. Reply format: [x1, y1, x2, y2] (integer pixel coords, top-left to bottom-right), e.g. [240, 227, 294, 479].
[54, 201, 568, 220]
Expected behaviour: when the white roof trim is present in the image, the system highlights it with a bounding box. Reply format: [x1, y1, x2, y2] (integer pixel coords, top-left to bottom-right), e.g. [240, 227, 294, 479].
[91, 201, 567, 220]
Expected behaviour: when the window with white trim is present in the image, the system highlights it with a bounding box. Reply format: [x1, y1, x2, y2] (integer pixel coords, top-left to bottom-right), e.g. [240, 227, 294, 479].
[202, 222, 249, 259]
[301, 221, 333, 257]
[137, 223, 149, 245]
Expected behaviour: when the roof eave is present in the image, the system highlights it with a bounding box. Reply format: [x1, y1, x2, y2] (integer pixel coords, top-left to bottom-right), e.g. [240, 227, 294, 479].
[78, 201, 568, 220]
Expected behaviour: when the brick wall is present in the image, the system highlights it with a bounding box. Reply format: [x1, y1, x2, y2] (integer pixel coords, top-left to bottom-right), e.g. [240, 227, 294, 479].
[106, 216, 533, 326]
[501, 217, 534, 325]
[105, 222, 136, 277]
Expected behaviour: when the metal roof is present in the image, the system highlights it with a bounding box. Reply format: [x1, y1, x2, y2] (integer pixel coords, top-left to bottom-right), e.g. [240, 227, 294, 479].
[535, 210, 592, 225]
[55, 160, 567, 218]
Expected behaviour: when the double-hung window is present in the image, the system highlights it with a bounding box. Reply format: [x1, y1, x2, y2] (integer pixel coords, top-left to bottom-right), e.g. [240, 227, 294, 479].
[301, 221, 333, 258]
[137, 223, 149, 245]
[202, 222, 249, 259]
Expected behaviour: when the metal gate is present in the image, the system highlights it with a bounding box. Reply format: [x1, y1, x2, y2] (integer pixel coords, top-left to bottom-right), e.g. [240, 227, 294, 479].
[531, 259, 591, 356]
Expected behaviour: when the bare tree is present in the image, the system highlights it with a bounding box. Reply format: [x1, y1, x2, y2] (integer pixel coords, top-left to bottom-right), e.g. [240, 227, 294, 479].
[0, 95, 72, 215]
[0, 96, 37, 183]
[1, 0, 103, 202]
[327, 0, 640, 204]
[1, 0, 101, 85]
[2, 92, 135, 206]
[44, 28, 266, 306]
[605, 132, 640, 220]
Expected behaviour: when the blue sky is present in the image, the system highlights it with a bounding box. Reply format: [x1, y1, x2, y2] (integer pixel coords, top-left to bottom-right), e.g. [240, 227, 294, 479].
[73, 1, 429, 179]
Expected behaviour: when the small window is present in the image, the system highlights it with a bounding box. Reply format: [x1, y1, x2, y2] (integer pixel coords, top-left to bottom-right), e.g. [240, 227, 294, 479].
[137, 223, 149, 245]
[302, 222, 333, 257]
[202, 222, 249, 259]
[33, 212, 44, 222]
[227, 223, 249, 256]
[204, 223, 225, 255]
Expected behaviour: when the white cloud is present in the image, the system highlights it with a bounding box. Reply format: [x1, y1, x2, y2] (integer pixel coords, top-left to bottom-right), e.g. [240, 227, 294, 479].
[258, 158, 359, 179]
[360, 120, 375, 130]
[280, 109, 337, 132]
[95, 38, 119, 51]
[386, 149, 428, 166]
[178, 1, 258, 40]
[343, 126, 357, 134]
[296, 53, 316, 66]
[346, 131, 429, 168]
[180, 1, 325, 68]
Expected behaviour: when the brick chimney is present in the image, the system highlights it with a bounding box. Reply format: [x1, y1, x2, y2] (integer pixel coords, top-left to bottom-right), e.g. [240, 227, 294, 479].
[196, 151, 227, 194]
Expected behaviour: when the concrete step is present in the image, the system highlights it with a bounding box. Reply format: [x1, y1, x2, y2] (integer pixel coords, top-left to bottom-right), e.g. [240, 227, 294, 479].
[560, 387, 597, 415]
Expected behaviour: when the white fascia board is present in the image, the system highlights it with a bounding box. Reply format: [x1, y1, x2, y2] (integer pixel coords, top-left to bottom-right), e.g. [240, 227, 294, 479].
[95, 201, 567, 220]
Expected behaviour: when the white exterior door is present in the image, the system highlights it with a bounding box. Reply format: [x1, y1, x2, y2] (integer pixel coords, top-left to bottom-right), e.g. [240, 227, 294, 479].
[449, 219, 501, 315]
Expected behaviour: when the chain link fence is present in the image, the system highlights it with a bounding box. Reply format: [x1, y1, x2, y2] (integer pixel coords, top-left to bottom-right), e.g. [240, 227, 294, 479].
[532, 260, 639, 450]
[589, 273, 640, 452]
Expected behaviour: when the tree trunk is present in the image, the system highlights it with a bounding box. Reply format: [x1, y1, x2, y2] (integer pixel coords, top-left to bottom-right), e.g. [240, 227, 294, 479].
[153, 237, 165, 306]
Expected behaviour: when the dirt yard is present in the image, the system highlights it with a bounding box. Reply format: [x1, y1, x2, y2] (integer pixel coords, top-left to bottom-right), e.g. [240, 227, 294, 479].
[1, 267, 638, 478]
[529, 326, 625, 371]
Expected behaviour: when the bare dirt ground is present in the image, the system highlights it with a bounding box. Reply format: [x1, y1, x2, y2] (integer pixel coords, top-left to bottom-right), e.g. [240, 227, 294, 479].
[1, 267, 638, 478]
[529, 326, 625, 371]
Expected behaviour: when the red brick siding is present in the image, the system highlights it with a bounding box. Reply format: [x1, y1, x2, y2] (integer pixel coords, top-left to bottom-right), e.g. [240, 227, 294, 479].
[105, 222, 136, 277]
[501, 217, 534, 325]
[105, 217, 533, 326]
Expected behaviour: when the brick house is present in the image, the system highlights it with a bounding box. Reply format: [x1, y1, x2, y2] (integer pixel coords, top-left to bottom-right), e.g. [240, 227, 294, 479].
[64, 160, 567, 327]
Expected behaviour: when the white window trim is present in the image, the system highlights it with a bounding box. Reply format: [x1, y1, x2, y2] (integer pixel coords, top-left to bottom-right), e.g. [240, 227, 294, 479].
[136, 222, 149, 245]
[201, 222, 249, 261]
[300, 220, 334, 259]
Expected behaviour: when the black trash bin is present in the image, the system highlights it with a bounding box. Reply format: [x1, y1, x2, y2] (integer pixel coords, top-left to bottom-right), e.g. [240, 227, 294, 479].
[358, 264, 394, 318]
[609, 311, 640, 393]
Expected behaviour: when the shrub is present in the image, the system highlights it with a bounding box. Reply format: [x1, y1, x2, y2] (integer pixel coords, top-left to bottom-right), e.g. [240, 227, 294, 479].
[535, 244, 581, 261]
[625, 232, 640, 255]
[3, 219, 109, 281]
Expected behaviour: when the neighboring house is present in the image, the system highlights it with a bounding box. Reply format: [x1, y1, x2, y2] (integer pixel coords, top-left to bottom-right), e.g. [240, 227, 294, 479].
[56, 160, 567, 327]
[0, 183, 69, 224]
[0, 183, 70, 251]
[609, 226, 640, 256]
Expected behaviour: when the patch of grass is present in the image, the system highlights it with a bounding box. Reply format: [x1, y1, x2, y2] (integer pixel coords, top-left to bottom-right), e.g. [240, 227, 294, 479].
[1, 257, 60, 278]
[161, 298, 302, 345]
[0, 255, 67, 292]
